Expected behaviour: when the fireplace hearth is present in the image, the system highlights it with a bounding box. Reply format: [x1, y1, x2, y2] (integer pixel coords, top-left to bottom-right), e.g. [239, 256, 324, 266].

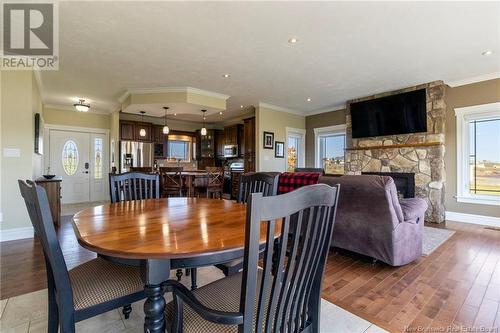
[362, 172, 415, 198]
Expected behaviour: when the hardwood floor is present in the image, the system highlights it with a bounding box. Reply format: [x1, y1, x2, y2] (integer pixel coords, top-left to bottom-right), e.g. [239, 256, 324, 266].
[1, 216, 499, 332]
[322, 221, 500, 332]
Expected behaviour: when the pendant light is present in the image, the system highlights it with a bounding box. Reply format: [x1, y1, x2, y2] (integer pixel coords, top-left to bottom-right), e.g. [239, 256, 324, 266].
[162, 107, 170, 134]
[73, 99, 90, 112]
[200, 109, 207, 136]
[139, 111, 146, 137]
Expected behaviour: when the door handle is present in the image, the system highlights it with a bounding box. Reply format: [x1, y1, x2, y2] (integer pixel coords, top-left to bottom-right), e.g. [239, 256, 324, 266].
[84, 162, 89, 169]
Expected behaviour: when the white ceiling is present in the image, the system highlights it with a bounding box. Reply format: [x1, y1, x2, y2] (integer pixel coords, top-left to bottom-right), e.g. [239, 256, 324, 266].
[40, 1, 500, 117]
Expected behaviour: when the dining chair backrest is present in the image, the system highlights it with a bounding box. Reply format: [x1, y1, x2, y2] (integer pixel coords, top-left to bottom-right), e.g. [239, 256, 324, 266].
[206, 167, 224, 187]
[109, 172, 160, 203]
[159, 167, 183, 187]
[240, 183, 339, 333]
[294, 167, 325, 175]
[18, 180, 74, 308]
[237, 172, 279, 204]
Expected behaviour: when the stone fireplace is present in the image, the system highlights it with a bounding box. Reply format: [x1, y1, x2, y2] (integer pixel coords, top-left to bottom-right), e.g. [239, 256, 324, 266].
[345, 81, 446, 223]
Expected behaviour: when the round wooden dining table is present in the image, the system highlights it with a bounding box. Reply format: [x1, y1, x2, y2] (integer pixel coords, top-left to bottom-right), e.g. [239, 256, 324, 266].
[72, 197, 256, 333]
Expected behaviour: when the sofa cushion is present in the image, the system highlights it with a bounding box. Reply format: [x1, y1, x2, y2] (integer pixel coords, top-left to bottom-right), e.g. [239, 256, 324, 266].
[399, 198, 428, 223]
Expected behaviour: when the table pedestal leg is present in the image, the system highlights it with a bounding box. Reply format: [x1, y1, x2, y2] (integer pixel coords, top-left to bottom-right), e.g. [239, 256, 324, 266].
[144, 284, 165, 333]
[141, 259, 171, 333]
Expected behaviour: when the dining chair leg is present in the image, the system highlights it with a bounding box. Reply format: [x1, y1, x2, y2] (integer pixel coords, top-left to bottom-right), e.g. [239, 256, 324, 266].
[122, 304, 132, 319]
[176, 268, 183, 281]
[190, 268, 197, 290]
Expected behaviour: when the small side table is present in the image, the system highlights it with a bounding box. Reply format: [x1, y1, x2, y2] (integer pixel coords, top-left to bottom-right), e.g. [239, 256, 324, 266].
[35, 177, 62, 226]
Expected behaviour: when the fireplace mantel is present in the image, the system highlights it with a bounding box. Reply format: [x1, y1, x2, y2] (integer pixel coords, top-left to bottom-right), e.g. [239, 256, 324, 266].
[346, 141, 442, 151]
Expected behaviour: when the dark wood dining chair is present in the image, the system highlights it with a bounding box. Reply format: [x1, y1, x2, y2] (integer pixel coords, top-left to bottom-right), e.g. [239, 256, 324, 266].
[294, 167, 325, 175]
[215, 172, 280, 276]
[206, 166, 224, 199]
[18, 180, 145, 333]
[165, 183, 340, 333]
[160, 167, 184, 197]
[109, 172, 160, 203]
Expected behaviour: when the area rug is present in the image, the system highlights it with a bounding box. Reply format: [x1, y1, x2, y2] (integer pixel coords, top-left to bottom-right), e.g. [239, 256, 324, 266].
[422, 226, 455, 256]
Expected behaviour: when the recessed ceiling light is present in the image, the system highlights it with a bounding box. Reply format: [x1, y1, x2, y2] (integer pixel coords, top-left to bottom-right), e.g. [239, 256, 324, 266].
[222, 73, 231, 78]
[219, 111, 223, 115]
[288, 37, 298, 44]
[481, 50, 493, 56]
[240, 105, 244, 109]
[306, 98, 312, 102]
[174, 113, 177, 116]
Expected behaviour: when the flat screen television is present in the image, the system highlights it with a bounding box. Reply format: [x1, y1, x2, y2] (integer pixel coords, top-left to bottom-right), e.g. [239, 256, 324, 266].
[350, 89, 427, 138]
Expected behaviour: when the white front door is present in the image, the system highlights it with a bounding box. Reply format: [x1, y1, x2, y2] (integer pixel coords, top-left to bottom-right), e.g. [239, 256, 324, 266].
[48, 129, 108, 204]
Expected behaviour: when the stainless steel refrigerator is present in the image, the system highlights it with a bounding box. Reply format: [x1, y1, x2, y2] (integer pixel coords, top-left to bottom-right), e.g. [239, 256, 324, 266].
[120, 141, 153, 173]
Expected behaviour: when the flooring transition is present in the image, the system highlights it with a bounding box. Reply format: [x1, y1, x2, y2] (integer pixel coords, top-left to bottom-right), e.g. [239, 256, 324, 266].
[0, 266, 388, 333]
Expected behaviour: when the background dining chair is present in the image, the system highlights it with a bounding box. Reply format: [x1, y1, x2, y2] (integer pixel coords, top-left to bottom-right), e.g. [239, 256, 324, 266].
[214, 172, 280, 277]
[129, 166, 153, 173]
[18, 180, 145, 333]
[109, 171, 160, 203]
[160, 167, 184, 197]
[165, 183, 340, 333]
[205, 166, 224, 199]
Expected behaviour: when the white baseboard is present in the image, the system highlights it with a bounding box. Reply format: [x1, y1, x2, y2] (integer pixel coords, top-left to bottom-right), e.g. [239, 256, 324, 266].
[0, 226, 34, 242]
[445, 211, 500, 228]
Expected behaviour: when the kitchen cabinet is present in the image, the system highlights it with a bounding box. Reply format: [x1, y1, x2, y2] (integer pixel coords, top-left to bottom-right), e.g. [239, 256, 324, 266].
[243, 117, 255, 154]
[243, 117, 256, 172]
[224, 125, 241, 145]
[215, 129, 225, 158]
[196, 129, 215, 158]
[135, 122, 152, 142]
[231, 171, 243, 199]
[152, 125, 166, 143]
[120, 121, 135, 141]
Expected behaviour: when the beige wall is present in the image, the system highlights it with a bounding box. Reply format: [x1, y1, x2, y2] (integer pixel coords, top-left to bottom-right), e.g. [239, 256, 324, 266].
[445, 78, 500, 217]
[305, 109, 346, 167]
[1, 71, 43, 232]
[109, 111, 120, 169]
[43, 107, 111, 129]
[255, 106, 305, 172]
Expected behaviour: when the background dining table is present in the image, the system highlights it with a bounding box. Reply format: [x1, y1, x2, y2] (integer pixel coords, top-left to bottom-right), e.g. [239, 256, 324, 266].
[72, 197, 273, 333]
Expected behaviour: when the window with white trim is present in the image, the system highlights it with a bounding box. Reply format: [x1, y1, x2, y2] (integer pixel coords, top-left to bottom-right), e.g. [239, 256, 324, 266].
[455, 102, 500, 206]
[314, 125, 346, 175]
[286, 128, 306, 172]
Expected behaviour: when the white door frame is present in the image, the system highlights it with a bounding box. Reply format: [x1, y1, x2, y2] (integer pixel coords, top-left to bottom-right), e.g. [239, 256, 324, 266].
[44, 124, 110, 202]
[285, 127, 306, 170]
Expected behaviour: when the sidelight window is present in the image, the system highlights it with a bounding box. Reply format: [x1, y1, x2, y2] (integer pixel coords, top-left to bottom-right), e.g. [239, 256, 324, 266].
[94, 138, 103, 179]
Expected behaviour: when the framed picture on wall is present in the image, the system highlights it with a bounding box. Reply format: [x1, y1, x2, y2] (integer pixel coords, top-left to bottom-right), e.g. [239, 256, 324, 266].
[263, 131, 274, 149]
[275, 141, 284, 158]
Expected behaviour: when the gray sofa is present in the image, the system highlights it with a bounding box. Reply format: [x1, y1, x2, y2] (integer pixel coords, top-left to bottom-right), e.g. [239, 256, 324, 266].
[319, 175, 427, 266]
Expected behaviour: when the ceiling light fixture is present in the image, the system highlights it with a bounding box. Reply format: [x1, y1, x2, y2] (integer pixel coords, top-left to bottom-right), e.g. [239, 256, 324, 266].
[162, 107, 170, 135]
[73, 99, 90, 112]
[240, 105, 244, 109]
[200, 110, 207, 136]
[307, 97, 312, 102]
[288, 37, 298, 44]
[219, 111, 223, 115]
[222, 73, 231, 78]
[139, 111, 147, 137]
[481, 50, 493, 56]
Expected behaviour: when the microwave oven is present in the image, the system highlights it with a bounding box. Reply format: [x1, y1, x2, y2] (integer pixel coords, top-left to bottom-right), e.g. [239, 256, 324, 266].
[224, 145, 238, 158]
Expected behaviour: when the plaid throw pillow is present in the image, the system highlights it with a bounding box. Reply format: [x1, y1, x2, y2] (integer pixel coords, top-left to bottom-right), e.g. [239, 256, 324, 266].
[278, 172, 321, 194]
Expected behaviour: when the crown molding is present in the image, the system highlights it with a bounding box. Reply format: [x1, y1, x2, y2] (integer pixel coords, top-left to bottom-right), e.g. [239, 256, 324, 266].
[44, 103, 111, 115]
[447, 72, 500, 88]
[118, 86, 231, 103]
[306, 105, 346, 116]
[257, 102, 304, 116]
